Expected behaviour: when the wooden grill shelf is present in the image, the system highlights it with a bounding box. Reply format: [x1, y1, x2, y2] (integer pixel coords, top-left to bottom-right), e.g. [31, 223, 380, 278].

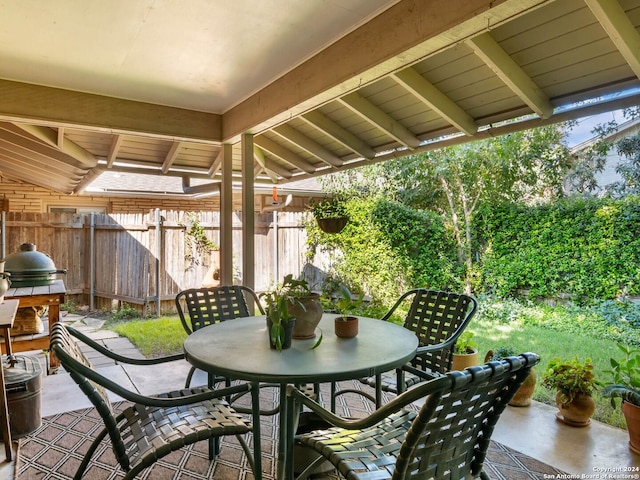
[0, 280, 66, 374]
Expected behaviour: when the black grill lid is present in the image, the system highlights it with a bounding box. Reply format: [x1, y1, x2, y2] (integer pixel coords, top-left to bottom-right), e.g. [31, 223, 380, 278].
[3, 243, 57, 273]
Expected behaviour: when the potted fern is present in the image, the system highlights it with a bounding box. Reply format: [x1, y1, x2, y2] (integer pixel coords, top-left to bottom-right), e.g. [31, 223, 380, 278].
[602, 343, 640, 453]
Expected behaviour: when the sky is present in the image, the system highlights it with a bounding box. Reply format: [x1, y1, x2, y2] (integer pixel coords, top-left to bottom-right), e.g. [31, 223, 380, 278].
[565, 109, 628, 147]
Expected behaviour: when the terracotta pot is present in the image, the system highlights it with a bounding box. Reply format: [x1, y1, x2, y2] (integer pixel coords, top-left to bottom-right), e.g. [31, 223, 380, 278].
[622, 401, 640, 454]
[289, 294, 323, 339]
[555, 392, 595, 427]
[452, 349, 478, 371]
[335, 316, 358, 338]
[509, 369, 537, 407]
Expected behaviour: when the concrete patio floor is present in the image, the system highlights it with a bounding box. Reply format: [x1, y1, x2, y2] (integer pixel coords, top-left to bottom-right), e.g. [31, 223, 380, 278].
[2, 312, 638, 479]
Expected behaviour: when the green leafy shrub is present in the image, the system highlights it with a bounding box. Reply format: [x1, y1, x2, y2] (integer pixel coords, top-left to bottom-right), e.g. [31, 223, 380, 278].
[111, 303, 140, 321]
[476, 196, 640, 302]
[306, 197, 460, 305]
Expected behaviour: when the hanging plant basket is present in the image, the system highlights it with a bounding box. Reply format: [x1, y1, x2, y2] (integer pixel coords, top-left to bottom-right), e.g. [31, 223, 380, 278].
[316, 216, 349, 234]
[310, 198, 349, 234]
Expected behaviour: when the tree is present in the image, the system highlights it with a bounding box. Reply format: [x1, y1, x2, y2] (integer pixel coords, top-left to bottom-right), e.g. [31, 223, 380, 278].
[612, 133, 640, 196]
[375, 125, 572, 292]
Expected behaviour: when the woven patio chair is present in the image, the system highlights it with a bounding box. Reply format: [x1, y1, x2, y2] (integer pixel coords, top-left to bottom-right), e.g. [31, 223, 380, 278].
[288, 352, 540, 480]
[49, 323, 258, 480]
[176, 285, 264, 388]
[333, 289, 477, 409]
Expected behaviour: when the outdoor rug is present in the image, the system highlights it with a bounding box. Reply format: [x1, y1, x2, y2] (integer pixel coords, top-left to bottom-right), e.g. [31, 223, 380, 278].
[15, 380, 568, 480]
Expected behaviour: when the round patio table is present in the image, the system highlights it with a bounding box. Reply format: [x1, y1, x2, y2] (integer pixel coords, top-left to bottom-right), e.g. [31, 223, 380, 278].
[183, 313, 418, 480]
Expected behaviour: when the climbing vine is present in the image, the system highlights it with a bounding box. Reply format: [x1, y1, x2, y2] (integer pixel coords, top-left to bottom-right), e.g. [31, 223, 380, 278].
[181, 212, 218, 267]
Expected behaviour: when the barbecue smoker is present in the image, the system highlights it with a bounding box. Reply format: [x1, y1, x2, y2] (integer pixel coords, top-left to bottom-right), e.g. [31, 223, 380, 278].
[2, 243, 67, 334]
[3, 243, 67, 287]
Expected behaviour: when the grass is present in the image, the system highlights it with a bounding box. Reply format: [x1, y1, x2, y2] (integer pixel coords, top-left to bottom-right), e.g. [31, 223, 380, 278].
[103, 296, 639, 430]
[469, 313, 625, 428]
[106, 316, 187, 357]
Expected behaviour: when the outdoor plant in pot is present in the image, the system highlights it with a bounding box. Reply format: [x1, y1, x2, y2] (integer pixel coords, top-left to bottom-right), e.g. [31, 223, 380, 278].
[333, 285, 363, 338]
[602, 343, 640, 454]
[452, 332, 478, 371]
[259, 275, 301, 351]
[284, 275, 323, 340]
[542, 356, 599, 427]
[485, 346, 537, 406]
[309, 198, 349, 234]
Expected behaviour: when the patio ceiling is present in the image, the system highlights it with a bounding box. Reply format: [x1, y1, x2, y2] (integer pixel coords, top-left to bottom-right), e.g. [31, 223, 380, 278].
[1, 0, 640, 196]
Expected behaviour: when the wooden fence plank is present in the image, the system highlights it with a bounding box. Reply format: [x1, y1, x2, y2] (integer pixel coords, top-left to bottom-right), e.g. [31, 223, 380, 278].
[0, 209, 330, 314]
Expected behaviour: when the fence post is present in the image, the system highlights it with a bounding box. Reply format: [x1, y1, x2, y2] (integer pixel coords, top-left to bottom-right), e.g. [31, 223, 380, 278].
[89, 212, 95, 311]
[155, 208, 162, 317]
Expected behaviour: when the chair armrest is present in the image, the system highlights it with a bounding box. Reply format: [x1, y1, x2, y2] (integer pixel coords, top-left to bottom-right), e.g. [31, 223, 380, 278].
[65, 350, 252, 407]
[67, 326, 185, 365]
[287, 375, 450, 431]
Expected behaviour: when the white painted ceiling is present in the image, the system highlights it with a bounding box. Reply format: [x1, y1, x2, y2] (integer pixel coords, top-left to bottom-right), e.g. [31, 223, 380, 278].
[0, 0, 397, 113]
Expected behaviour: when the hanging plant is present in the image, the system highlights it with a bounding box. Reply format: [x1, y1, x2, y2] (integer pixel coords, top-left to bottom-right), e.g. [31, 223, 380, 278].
[180, 213, 218, 267]
[309, 198, 349, 233]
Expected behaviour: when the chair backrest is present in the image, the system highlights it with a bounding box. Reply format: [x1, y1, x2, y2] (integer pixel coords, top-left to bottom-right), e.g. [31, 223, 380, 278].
[49, 323, 130, 469]
[175, 285, 265, 334]
[394, 353, 540, 480]
[383, 289, 477, 375]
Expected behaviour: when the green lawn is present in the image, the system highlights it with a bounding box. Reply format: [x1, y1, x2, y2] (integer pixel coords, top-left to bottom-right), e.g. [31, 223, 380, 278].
[105, 297, 636, 430]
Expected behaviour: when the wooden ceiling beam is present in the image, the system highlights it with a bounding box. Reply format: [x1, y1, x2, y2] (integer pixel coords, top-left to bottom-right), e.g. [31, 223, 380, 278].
[0, 79, 223, 142]
[223, 0, 538, 140]
[6, 122, 97, 167]
[254, 147, 278, 182]
[392, 67, 477, 136]
[272, 124, 343, 167]
[162, 141, 183, 174]
[339, 92, 421, 149]
[586, 0, 640, 79]
[0, 125, 93, 170]
[302, 110, 376, 159]
[208, 149, 224, 178]
[254, 136, 316, 174]
[73, 167, 105, 194]
[467, 32, 553, 119]
[107, 134, 124, 168]
[263, 159, 294, 179]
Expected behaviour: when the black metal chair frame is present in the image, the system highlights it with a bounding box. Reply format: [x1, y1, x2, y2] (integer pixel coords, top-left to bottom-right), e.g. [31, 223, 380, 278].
[333, 289, 477, 409]
[288, 353, 540, 480]
[175, 285, 265, 389]
[50, 323, 260, 480]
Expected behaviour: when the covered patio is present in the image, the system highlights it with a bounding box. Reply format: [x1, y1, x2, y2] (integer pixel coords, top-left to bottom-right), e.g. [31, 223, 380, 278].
[1, 0, 640, 477]
[1, 0, 640, 291]
[1, 311, 634, 479]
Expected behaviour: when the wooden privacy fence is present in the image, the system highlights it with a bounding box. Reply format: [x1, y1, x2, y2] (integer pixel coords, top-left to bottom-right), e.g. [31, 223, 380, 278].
[0, 210, 331, 315]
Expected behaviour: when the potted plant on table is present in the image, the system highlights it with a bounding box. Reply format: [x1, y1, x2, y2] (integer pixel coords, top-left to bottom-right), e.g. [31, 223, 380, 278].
[485, 346, 537, 407]
[602, 343, 640, 453]
[333, 285, 363, 338]
[452, 332, 478, 370]
[285, 276, 323, 340]
[542, 356, 599, 427]
[310, 198, 349, 234]
[260, 274, 305, 351]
